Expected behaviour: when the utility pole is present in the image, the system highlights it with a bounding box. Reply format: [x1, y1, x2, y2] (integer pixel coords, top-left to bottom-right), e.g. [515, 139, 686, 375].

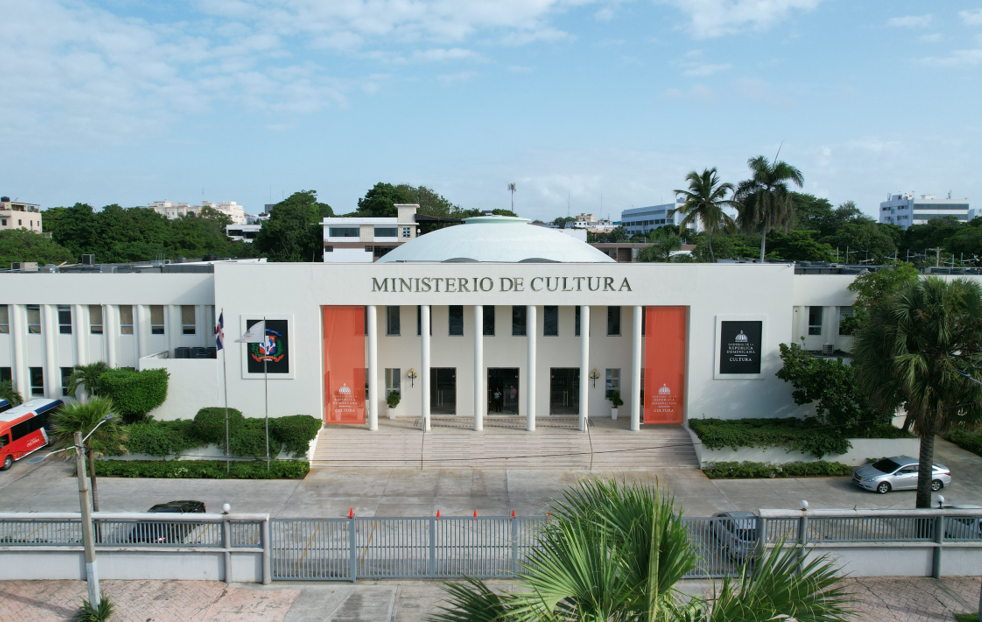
[75, 431, 100, 608]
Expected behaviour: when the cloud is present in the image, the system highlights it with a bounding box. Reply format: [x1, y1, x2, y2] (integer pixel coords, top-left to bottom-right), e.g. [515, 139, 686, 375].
[594, 7, 615, 21]
[919, 33, 942, 43]
[508, 65, 534, 72]
[663, 84, 716, 102]
[919, 49, 982, 67]
[681, 62, 731, 76]
[437, 70, 478, 85]
[662, 0, 824, 39]
[410, 48, 482, 62]
[886, 14, 932, 29]
[961, 9, 982, 26]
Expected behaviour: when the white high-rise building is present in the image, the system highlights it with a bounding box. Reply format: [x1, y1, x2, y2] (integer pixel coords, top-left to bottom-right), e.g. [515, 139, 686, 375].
[620, 200, 702, 236]
[878, 193, 970, 231]
[149, 200, 247, 224]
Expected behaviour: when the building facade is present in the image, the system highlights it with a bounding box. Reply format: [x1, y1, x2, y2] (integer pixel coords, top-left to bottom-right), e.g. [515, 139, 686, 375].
[878, 193, 970, 230]
[0, 218, 895, 436]
[0, 197, 42, 233]
[322, 204, 418, 262]
[621, 201, 701, 236]
[150, 200, 247, 224]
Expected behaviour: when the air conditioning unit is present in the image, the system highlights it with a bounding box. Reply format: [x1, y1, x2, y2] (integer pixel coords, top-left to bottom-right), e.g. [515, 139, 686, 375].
[822, 344, 835, 356]
[81, 254, 96, 265]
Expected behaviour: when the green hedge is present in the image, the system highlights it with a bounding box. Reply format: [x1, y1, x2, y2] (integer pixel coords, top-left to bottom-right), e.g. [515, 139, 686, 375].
[193, 407, 245, 445]
[124, 420, 198, 457]
[98, 368, 169, 423]
[688, 417, 911, 459]
[704, 460, 853, 479]
[94, 459, 309, 479]
[945, 427, 982, 458]
[270, 415, 323, 457]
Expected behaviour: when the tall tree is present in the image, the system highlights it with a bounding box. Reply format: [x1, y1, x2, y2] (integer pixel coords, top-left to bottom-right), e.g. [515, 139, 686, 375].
[0, 230, 75, 268]
[66, 361, 111, 401]
[735, 154, 804, 263]
[638, 228, 683, 262]
[254, 190, 324, 262]
[853, 278, 982, 508]
[51, 397, 124, 512]
[670, 168, 737, 263]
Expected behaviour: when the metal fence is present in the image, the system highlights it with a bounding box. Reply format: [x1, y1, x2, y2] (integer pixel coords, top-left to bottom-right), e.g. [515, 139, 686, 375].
[3, 510, 981, 583]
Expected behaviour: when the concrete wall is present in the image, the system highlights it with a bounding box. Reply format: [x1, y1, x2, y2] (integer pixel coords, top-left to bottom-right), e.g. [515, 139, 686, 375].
[139, 353, 222, 420]
[0, 549, 263, 582]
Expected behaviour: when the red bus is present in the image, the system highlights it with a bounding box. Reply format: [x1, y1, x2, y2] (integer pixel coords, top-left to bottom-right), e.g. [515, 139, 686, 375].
[0, 399, 64, 471]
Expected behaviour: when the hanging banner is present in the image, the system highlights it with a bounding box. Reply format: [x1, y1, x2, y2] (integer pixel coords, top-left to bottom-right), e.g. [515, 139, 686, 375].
[322, 306, 366, 424]
[643, 306, 687, 424]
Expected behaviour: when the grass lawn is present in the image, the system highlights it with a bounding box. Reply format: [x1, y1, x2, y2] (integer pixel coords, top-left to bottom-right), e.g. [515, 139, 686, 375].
[955, 614, 979, 622]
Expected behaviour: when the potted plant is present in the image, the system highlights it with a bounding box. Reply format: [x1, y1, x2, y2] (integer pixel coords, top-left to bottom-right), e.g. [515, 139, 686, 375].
[609, 390, 623, 420]
[386, 391, 401, 419]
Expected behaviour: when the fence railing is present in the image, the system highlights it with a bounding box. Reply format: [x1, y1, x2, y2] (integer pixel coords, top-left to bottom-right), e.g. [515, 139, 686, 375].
[2, 509, 981, 583]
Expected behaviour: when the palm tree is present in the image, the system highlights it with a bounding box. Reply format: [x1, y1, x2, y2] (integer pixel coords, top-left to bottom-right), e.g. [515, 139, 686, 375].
[853, 277, 982, 508]
[735, 154, 804, 263]
[0, 380, 24, 406]
[66, 361, 110, 401]
[639, 229, 683, 262]
[670, 168, 737, 263]
[51, 398, 123, 512]
[508, 183, 517, 211]
[432, 479, 854, 622]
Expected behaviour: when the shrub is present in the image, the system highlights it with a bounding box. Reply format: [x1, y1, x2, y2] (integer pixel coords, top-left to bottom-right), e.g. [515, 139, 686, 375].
[97, 368, 169, 423]
[386, 391, 401, 409]
[945, 426, 982, 458]
[124, 419, 197, 457]
[94, 459, 309, 479]
[689, 417, 851, 458]
[269, 415, 321, 457]
[77, 592, 114, 622]
[609, 390, 623, 408]
[230, 418, 282, 459]
[704, 460, 853, 479]
[192, 407, 245, 445]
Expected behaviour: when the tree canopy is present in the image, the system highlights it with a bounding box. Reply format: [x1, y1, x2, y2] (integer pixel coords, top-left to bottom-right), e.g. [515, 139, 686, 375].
[354, 183, 463, 218]
[0, 229, 75, 268]
[254, 190, 326, 262]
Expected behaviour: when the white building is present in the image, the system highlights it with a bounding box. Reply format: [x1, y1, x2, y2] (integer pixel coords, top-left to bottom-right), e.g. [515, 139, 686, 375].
[621, 201, 701, 236]
[0, 216, 910, 436]
[150, 200, 247, 224]
[322, 204, 419, 262]
[0, 197, 43, 233]
[226, 224, 262, 243]
[878, 193, 970, 230]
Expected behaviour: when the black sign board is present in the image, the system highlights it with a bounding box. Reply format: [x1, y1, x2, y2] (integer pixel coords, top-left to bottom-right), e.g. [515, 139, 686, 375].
[246, 319, 290, 374]
[719, 321, 762, 374]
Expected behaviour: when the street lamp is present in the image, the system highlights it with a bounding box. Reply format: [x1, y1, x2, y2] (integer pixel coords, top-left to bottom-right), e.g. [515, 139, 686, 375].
[954, 369, 982, 622]
[28, 413, 115, 609]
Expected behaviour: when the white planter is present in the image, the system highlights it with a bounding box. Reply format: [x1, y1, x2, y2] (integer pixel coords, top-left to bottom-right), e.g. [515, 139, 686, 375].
[611, 407, 619, 420]
[388, 404, 398, 419]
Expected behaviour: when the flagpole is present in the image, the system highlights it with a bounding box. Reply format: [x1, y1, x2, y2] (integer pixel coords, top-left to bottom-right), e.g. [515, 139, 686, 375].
[264, 315, 269, 472]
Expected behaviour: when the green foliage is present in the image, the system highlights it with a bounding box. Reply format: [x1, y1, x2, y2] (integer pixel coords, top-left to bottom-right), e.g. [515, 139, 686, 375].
[847, 261, 920, 322]
[51, 398, 125, 458]
[703, 460, 853, 479]
[689, 417, 852, 458]
[776, 342, 893, 433]
[671, 167, 738, 262]
[124, 420, 198, 456]
[735, 154, 805, 263]
[354, 183, 461, 218]
[94, 459, 310, 479]
[0, 229, 75, 268]
[77, 592, 114, 622]
[0, 380, 24, 406]
[66, 361, 111, 400]
[269, 415, 322, 457]
[762, 230, 835, 262]
[230, 418, 282, 459]
[254, 190, 326, 262]
[97, 368, 169, 423]
[386, 391, 401, 409]
[638, 228, 683, 262]
[821, 220, 897, 263]
[192, 407, 246, 444]
[609, 390, 623, 408]
[944, 425, 982, 458]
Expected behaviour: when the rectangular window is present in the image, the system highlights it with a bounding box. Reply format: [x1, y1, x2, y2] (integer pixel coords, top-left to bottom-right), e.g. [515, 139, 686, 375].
[58, 305, 72, 334]
[402, 227, 412, 239]
[575, 306, 580, 336]
[89, 305, 103, 334]
[385, 368, 401, 397]
[607, 306, 621, 336]
[808, 306, 823, 336]
[61, 367, 73, 396]
[605, 368, 621, 399]
[375, 227, 397, 238]
[26, 305, 41, 334]
[543, 306, 558, 336]
[181, 305, 196, 335]
[838, 306, 855, 336]
[328, 227, 358, 237]
[0, 367, 11, 384]
[512, 306, 527, 336]
[119, 305, 134, 335]
[483, 306, 495, 336]
[0, 305, 8, 333]
[386, 306, 401, 336]
[448, 305, 464, 336]
[416, 306, 431, 336]
[29, 367, 43, 396]
[150, 305, 165, 335]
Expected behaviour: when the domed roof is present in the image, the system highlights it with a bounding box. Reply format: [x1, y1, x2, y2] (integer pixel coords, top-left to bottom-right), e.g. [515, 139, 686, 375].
[378, 216, 615, 263]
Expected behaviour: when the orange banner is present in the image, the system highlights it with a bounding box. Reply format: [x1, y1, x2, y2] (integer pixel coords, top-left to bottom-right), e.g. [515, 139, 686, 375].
[322, 306, 366, 424]
[643, 307, 687, 424]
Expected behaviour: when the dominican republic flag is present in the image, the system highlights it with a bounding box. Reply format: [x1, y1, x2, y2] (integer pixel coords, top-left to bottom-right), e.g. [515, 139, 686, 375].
[215, 311, 224, 350]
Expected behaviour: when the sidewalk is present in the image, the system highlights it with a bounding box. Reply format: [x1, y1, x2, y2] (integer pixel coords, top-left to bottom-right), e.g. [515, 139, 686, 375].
[2, 577, 979, 621]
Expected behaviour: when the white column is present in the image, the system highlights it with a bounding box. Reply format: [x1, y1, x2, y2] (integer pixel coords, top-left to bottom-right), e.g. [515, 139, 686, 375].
[631, 305, 642, 432]
[42, 305, 59, 399]
[10, 305, 30, 399]
[367, 305, 379, 431]
[526, 305, 536, 432]
[195, 305, 207, 345]
[473, 305, 483, 432]
[135, 304, 150, 360]
[579, 305, 590, 433]
[73, 304, 87, 366]
[104, 304, 118, 368]
[421, 305, 431, 432]
[167, 305, 182, 354]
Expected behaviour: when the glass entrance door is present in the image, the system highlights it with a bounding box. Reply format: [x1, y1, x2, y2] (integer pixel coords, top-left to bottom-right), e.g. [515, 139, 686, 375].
[549, 368, 580, 415]
[487, 368, 519, 414]
[430, 368, 456, 414]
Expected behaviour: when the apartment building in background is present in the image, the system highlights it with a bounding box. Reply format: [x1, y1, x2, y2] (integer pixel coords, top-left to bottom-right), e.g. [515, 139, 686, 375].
[878, 192, 970, 231]
[0, 197, 43, 233]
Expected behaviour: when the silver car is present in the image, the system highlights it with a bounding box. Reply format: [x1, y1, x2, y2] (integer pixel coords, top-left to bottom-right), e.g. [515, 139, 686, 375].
[710, 511, 760, 561]
[851, 456, 951, 494]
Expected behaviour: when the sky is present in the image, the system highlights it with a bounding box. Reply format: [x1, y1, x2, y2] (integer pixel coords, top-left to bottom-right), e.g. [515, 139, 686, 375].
[3, 0, 982, 223]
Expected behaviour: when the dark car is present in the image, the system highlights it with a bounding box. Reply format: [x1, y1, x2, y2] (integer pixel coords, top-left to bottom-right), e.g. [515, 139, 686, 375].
[128, 500, 207, 544]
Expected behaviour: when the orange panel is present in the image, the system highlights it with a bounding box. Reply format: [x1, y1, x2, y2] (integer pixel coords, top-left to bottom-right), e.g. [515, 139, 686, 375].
[643, 307, 687, 424]
[322, 306, 366, 424]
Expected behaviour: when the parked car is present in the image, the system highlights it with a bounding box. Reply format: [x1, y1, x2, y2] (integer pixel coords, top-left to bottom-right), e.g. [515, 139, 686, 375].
[128, 500, 207, 544]
[851, 456, 951, 494]
[710, 511, 760, 561]
[940, 504, 982, 540]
